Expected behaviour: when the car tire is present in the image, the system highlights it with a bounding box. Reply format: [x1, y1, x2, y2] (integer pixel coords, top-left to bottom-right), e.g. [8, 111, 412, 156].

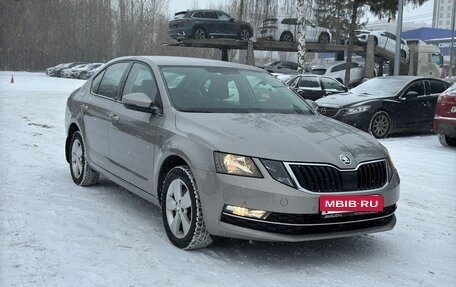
[238, 27, 251, 41]
[373, 37, 378, 46]
[69, 131, 99, 186]
[318, 33, 330, 45]
[79, 72, 87, 79]
[192, 27, 207, 39]
[161, 166, 212, 249]
[280, 32, 293, 42]
[438, 134, 456, 147]
[369, 111, 392, 139]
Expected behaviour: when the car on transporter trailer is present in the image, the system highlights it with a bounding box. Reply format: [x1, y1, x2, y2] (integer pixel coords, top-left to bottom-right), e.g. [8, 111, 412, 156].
[65, 56, 399, 249]
[168, 9, 253, 41]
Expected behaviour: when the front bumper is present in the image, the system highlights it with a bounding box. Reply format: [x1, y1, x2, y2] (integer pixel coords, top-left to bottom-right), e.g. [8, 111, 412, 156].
[194, 158, 400, 242]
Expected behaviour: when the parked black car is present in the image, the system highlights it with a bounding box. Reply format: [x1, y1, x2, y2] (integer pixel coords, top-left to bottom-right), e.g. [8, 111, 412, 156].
[169, 10, 253, 41]
[286, 74, 348, 101]
[316, 76, 451, 138]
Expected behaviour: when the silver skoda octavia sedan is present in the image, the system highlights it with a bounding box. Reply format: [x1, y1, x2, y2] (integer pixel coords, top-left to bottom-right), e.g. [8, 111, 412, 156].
[65, 56, 399, 249]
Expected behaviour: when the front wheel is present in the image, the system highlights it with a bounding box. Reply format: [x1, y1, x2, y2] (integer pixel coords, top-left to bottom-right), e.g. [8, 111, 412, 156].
[192, 27, 207, 39]
[438, 134, 456, 147]
[400, 50, 407, 62]
[369, 111, 392, 139]
[69, 131, 99, 185]
[238, 27, 251, 41]
[161, 166, 212, 249]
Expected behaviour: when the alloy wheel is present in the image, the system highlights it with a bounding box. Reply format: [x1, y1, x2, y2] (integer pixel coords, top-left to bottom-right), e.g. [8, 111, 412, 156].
[165, 178, 193, 239]
[71, 138, 83, 178]
[370, 112, 391, 138]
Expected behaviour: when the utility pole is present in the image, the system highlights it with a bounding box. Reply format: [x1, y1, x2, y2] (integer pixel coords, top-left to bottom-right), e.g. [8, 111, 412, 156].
[394, 0, 404, 76]
[296, 0, 306, 73]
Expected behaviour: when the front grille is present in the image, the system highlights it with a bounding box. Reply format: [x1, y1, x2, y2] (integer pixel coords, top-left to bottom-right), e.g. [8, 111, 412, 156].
[317, 107, 339, 117]
[289, 160, 387, 192]
[221, 205, 396, 235]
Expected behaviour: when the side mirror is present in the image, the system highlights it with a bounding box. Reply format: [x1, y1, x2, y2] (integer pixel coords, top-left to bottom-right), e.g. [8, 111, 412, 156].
[277, 65, 283, 69]
[403, 91, 419, 99]
[122, 92, 157, 113]
[229, 17, 235, 22]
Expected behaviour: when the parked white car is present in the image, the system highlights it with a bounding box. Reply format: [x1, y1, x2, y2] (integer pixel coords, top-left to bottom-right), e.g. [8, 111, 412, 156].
[257, 18, 331, 44]
[61, 64, 87, 78]
[355, 30, 409, 62]
[311, 61, 365, 86]
[71, 63, 104, 79]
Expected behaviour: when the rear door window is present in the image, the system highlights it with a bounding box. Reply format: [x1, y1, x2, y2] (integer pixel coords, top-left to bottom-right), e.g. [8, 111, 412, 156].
[428, 80, 448, 95]
[297, 77, 320, 89]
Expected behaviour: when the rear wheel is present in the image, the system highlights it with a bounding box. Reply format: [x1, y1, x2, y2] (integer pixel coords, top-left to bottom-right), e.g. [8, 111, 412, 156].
[318, 33, 330, 45]
[438, 134, 456, 147]
[161, 166, 212, 249]
[280, 32, 293, 42]
[238, 27, 251, 40]
[69, 131, 99, 186]
[369, 111, 392, 139]
[192, 27, 207, 39]
[400, 50, 407, 62]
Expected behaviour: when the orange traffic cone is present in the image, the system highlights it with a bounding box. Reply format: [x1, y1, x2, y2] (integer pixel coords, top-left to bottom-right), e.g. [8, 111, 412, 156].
[10, 75, 14, 84]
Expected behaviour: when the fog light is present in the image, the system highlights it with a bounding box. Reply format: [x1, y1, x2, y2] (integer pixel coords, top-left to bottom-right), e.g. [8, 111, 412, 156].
[224, 205, 269, 219]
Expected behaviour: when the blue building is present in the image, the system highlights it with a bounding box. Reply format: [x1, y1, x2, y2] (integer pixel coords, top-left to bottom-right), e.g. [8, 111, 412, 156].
[402, 27, 455, 56]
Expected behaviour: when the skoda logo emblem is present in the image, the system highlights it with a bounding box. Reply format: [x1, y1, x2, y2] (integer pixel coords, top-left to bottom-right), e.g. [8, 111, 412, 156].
[320, 107, 327, 115]
[339, 155, 351, 165]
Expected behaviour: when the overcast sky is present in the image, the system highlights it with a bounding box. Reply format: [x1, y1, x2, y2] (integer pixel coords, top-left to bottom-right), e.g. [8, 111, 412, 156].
[168, 0, 435, 25]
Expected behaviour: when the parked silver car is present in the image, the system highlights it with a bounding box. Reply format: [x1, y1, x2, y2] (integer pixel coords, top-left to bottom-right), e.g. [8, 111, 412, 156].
[257, 17, 331, 44]
[65, 56, 399, 249]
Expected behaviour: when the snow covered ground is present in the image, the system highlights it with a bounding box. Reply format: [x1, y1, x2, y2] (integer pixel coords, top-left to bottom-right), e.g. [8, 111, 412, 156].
[1, 71, 455, 287]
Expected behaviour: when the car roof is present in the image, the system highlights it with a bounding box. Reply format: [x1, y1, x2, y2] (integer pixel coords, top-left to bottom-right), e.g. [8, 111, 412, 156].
[109, 56, 265, 72]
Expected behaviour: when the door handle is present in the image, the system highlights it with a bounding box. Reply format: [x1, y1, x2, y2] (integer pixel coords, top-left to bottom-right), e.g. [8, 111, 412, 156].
[109, 113, 119, 121]
[81, 104, 88, 111]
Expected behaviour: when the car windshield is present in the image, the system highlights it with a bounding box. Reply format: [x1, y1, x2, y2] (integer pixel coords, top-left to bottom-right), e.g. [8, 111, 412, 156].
[161, 66, 313, 114]
[350, 78, 406, 96]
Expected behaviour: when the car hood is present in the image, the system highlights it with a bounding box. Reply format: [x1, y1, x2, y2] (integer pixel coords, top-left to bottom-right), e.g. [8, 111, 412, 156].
[175, 113, 387, 168]
[316, 92, 380, 108]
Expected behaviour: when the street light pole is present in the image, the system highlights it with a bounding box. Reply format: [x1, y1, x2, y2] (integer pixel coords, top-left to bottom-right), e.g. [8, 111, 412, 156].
[394, 0, 404, 76]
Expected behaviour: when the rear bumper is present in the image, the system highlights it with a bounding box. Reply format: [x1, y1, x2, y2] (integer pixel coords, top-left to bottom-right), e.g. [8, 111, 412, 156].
[434, 115, 456, 137]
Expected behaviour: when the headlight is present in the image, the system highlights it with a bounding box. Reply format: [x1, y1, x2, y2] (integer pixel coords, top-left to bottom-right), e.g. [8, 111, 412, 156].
[261, 159, 295, 187]
[343, 105, 371, 115]
[214, 152, 262, 177]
